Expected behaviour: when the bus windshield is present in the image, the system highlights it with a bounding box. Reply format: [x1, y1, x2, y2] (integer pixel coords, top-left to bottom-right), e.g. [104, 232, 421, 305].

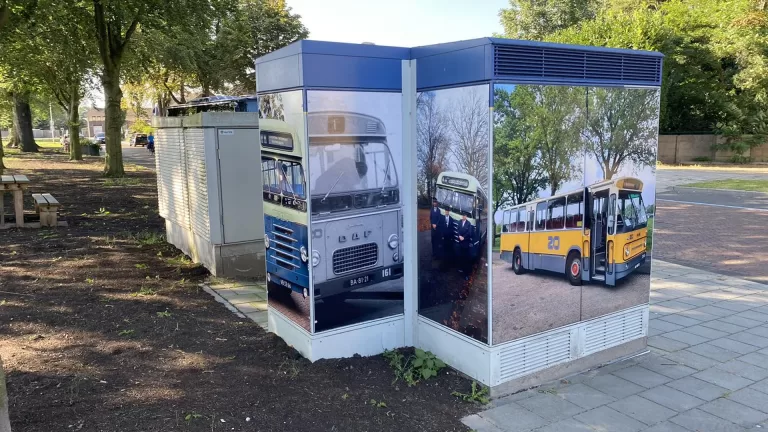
[309, 141, 397, 196]
[617, 191, 648, 232]
[262, 158, 306, 199]
[436, 186, 474, 218]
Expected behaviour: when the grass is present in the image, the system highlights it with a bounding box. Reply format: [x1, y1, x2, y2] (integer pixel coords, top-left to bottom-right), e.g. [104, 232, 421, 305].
[682, 179, 768, 192]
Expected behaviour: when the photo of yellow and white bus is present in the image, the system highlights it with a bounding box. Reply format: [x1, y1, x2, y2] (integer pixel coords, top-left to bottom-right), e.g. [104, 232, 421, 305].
[499, 177, 648, 286]
[435, 171, 488, 259]
[307, 111, 404, 302]
[260, 119, 310, 297]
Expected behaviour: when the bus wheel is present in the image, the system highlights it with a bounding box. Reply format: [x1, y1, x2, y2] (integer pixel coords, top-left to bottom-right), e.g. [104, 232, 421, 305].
[567, 252, 582, 286]
[513, 249, 524, 275]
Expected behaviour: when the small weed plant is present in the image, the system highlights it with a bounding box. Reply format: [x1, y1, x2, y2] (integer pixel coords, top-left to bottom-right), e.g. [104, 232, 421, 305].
[368, 399, 387, 408]
[383, 348, 446, 387]
[132, 230, 165, 246]
[156, 310, 172, 318]
[452, 381, 490, 404]
[131, 286, 157, 297]
[96, 207, 110, 216]
[134, 263, 148, 270]
[184, 412, 203, 423]
[117, 329, 134, 337]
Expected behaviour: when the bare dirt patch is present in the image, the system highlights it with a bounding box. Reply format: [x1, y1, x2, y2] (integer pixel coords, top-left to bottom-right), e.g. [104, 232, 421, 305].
[0, 153, 478, 432]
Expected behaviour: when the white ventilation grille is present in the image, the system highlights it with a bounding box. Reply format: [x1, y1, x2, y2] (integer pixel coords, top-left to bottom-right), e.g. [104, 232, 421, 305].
[156, 128, 188, 227]
[183, 128, 210, 240]
[583, 308, 645, 356]
[498, 329, 572, 382]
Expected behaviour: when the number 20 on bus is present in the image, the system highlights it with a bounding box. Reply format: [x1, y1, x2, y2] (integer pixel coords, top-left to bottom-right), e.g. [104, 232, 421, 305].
[547, 236, 560, 251]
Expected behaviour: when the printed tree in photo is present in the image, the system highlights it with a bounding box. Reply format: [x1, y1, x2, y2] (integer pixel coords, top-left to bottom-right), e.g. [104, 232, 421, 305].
[447, 87, 489, 189]
[584, 87, 659, 179]
[416, 91, 450, 202]
[259, 93, 285, 120]
[523, 85, 584, 195]
[492, 86, 548, 213]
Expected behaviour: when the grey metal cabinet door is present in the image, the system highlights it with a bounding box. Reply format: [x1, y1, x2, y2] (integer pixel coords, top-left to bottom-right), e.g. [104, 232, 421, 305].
[216, 128, 264, 244]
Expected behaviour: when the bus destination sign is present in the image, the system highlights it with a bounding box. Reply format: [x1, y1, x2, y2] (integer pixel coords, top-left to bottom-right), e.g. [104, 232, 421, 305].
[442, 176, 469, 188]
[260, 131, 293, 151]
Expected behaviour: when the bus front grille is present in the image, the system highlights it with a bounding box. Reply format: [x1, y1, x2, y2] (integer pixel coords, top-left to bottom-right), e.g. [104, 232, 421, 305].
[269, 223, 301, 269]
[332, 243, 378, 275]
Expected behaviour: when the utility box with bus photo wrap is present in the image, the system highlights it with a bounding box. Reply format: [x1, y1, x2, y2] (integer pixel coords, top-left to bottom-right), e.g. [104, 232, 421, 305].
[255, 37, 662, 396]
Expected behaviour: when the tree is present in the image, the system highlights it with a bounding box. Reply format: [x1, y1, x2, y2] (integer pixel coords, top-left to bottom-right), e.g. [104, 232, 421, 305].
[447, 87, 490, 188]
[492, 87, 548, 212]
[0, 356, 9, 432]
[542, 0, 768, 137]
[584, 87, 659, 179]
[499, 0, 603, 40]
[417, 91, 450, 201]
[520, 85, 584, 195]
[0, 0, 42, 153]
[26, 1, 98, 161]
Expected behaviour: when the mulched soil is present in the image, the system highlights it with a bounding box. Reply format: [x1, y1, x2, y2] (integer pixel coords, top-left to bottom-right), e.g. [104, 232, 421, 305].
[0, 152, 479, 432]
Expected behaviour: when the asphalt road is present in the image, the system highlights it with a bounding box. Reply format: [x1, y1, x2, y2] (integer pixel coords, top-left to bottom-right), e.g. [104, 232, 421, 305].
[121, 143, 156, 170]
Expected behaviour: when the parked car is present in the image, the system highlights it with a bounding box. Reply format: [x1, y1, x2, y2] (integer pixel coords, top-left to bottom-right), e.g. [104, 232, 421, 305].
[131, 133, 149, 147]
[94, 132, 106, 144]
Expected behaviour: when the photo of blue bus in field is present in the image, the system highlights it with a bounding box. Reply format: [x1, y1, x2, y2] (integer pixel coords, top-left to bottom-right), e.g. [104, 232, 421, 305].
[260, 119, 310, 298]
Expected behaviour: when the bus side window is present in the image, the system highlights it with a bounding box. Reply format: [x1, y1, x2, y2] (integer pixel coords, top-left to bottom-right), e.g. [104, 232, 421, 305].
[608, 194, 617, 235]
[547, 197, 565, 230]
[518, 209, 526, 232]
[535, 202, 547, 231]
[509, 210, 517, 233]
[501, 210, 509, 233]
[528, 210, 534, 231]
[566, 192, 584, 228]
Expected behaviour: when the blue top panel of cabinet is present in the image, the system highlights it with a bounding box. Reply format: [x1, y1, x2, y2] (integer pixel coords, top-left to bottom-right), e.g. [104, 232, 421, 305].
[255, 40, 411, 93]
[255, 38, 663, 93]
[411, 38, 663, 90]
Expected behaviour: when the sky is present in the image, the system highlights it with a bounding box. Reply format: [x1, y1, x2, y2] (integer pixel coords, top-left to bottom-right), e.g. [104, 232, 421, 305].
[286, 0, 507, 47]
[87, 1, 507, 107]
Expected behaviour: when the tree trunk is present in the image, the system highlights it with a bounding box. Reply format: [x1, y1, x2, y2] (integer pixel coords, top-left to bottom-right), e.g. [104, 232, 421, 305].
[0, 356, 11, 432]
[102, 69, 124, 177]
[13, 93, 37, 153]
[0, 129, 5, 175]
[68, 91, 82, 161]
[7, 103, 18, 148]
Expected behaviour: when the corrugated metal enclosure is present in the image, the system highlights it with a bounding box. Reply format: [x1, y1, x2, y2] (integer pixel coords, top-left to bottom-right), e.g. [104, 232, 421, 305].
[153, 112, 265, 279]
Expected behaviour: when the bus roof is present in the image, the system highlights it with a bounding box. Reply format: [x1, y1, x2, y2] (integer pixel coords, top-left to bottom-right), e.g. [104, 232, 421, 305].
[436, 171, 483, 194]
[506, 176, 645, 210]
[307, 111, 386, 138]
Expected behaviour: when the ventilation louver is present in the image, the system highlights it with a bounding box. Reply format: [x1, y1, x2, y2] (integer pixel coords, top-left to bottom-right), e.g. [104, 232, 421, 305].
[494, 45, 661, 84]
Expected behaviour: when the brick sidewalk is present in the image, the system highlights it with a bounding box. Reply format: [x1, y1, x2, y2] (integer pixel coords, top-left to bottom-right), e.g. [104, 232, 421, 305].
[465, 260, 768, 432]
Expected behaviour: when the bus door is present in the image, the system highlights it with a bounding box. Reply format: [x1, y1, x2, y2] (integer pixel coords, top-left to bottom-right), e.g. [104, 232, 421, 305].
[604, 188, 619, 286]
[526, 205, 535, 269]
[590, 188, 611, 282]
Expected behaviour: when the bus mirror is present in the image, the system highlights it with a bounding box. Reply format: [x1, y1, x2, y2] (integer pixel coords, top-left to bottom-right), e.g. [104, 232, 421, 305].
[355, 145, 368, 176]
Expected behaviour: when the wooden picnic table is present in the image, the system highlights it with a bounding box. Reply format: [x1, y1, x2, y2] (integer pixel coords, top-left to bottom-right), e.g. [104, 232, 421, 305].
[1, 175, 30, 228]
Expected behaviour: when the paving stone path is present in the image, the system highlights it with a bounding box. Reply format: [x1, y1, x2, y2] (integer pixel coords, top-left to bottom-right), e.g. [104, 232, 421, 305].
[465, 260, 768, 432]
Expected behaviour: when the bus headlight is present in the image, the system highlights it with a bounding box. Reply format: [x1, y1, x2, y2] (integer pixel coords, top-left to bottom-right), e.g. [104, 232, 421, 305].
[264, 234, 270, 249]
[312, 250, 320, 267]
[300, 246, 308, 262]
[624, 245, 631, 258]
[388, 234, 399, 250]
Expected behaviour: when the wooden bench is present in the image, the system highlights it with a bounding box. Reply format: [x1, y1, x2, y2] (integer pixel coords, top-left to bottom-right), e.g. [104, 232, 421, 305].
[32, 193, 61, 227]
[1, 175, 30, 228]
